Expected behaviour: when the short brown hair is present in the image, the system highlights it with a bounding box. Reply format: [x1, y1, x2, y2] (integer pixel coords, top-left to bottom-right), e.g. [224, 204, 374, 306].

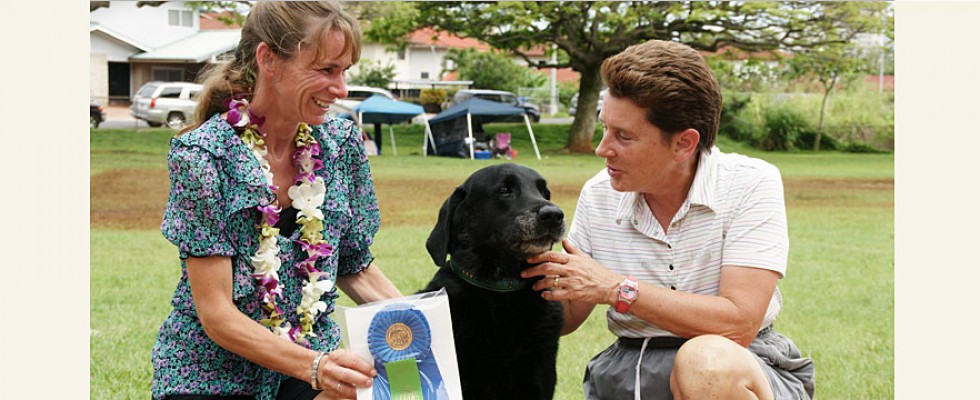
[601, 40, 721, 153]
[181, 0, 361, 135]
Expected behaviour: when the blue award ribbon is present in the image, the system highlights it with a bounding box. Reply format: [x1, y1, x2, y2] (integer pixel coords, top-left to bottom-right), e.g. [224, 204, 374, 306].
[368, 303, 449, 400]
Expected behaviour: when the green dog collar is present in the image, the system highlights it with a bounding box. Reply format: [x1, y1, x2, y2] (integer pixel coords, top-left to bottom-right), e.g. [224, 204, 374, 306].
[448, 259, 529, 293]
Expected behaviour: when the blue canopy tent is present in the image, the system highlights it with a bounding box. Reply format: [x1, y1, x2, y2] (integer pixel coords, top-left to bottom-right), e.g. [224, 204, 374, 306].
[427, 98, 540, 160]
[352, 95, 435, 156]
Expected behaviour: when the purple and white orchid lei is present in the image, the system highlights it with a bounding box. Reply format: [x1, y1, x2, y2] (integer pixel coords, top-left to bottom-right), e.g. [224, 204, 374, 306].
[230, 97, 334, 347]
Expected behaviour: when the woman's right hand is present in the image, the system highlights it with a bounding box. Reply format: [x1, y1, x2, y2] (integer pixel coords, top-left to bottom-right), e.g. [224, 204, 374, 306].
[314, 349, 376, 400]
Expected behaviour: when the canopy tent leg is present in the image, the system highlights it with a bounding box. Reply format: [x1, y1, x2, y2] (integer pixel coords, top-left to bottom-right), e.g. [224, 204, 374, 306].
[422, 115, 436, 157]
[524, 114, 541, 160]
[389, 125, 397, 156]
[466, 112, 475, 160]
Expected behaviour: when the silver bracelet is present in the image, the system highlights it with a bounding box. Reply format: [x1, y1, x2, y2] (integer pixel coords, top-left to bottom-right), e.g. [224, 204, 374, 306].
[311, 352, 327, 390]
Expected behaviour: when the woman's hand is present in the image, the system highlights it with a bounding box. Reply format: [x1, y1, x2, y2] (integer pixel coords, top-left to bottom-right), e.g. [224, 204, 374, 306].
[522, 239, 623, 306]
[313, 349, 376, 400]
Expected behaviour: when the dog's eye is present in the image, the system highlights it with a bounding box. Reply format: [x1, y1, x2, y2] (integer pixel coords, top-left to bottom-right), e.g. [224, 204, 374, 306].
[498, 186, 512, 195]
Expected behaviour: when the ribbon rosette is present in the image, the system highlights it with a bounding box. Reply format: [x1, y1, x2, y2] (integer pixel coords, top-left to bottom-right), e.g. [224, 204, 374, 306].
[367, 304, 449, 400]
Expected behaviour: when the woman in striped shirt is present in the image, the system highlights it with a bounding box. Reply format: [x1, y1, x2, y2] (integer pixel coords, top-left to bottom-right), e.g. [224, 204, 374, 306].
[524, 39, 815, 400]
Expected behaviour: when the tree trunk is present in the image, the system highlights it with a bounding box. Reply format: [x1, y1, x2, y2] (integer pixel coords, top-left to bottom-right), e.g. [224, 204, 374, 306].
[566, 66, 604, 153]
[815, 74, 838, 151]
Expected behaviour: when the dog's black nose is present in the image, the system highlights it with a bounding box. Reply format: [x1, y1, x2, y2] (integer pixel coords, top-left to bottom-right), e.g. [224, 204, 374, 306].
[537, 205, 564, 225]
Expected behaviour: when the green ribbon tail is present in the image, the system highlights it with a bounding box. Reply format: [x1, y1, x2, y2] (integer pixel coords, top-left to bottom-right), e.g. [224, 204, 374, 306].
[385, 357, 423, 400]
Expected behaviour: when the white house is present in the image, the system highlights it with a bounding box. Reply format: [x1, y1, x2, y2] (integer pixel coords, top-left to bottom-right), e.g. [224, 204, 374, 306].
[90, 2, 236, 104]
[90, 3, 577, 107]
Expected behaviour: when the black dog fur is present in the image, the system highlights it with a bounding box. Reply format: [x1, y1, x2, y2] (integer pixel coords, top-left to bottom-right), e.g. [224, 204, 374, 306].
[421, 163, 566, 400]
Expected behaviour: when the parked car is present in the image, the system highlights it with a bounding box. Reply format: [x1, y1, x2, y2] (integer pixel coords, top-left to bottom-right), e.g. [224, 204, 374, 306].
[449, 89, 541, 122]
[131, 81, 203, 129]
[569, 89, 607, 117]
[328, 85, 397, 121]
[90, 99, 106, 129]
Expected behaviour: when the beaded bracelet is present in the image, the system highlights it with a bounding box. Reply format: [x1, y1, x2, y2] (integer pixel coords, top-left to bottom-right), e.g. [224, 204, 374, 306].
[311, 352, 327, 390]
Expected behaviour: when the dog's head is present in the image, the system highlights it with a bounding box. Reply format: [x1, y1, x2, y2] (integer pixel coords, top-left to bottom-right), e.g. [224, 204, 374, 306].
[426, 163, 565, 269]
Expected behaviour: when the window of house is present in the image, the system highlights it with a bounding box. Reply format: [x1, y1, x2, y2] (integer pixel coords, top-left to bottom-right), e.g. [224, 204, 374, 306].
[168, 9, 194, 27]
[421, 72, 430, 79]
[396, 48, 406, 60]
[152, 67, 184, 82]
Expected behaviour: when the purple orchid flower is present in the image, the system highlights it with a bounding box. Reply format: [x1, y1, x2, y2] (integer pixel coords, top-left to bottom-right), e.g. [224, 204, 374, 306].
[306, 141, 322, 156]
[257, 204, 280, 226]
[294, 171, 315, 184]
[299, 241, 334, 258]
[297, 259, 321, 277]
[310, 158, 325, 173]
[225, 97, 250, 127]
[288, 325, 302, 340]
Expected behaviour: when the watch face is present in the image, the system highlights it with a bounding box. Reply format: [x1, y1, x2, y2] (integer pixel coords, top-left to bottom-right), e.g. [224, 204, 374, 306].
[619, 284, 637, 300]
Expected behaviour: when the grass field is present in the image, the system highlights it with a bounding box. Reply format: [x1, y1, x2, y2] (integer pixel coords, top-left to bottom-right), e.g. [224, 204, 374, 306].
[91, 124, 893, 399]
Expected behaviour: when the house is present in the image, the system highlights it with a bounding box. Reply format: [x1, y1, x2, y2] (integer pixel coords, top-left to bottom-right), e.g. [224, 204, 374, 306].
[362, 27, 578, 104]
[90, 3, 577, 107]
[90, 2, 237, 105]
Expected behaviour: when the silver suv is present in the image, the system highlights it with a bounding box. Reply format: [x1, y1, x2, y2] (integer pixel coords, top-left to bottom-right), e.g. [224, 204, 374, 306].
[449, 89, 541, 122]
[569, 89, 607, 117]
[327, 85, 396, 121]
[131, 81, 203, 129]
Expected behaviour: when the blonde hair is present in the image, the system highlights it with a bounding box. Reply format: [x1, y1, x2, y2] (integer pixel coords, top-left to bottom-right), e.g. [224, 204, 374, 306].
[180, 0, 361, 135]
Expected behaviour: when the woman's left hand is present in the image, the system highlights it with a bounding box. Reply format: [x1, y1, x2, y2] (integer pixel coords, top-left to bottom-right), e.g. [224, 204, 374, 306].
[314, 349, 375, 400]
[523, 239, 623, 305]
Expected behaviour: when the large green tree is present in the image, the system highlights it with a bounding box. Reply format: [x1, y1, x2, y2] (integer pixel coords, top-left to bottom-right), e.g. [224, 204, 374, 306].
[368, 1, 886, 153]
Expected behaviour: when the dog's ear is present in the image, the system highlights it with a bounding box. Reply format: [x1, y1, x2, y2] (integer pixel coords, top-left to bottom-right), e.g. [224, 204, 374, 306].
[426, 187, 466, 267]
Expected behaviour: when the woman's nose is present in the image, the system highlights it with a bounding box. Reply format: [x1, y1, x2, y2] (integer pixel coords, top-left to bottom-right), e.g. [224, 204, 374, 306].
[595, 131, 614, 158]
[331, 76, 348, 99]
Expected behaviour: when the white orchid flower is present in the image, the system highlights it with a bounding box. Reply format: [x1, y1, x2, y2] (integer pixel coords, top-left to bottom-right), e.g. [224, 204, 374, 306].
[289, 177, 326, 220]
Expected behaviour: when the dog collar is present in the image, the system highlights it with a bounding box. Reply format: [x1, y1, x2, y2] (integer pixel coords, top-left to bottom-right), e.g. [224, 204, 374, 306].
[448, 259, 528, 292]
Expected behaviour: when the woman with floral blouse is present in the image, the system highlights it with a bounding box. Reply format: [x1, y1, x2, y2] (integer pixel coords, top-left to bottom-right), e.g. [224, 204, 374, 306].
[151, 2, 402, 399]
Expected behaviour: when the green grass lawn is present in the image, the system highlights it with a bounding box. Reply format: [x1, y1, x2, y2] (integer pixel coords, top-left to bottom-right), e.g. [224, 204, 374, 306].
[91, 125, 893, 399]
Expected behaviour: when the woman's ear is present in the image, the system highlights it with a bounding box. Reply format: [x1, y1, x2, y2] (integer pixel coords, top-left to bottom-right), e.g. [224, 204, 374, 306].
[673, 128, 700, 161]
[254, 42, 279, 78]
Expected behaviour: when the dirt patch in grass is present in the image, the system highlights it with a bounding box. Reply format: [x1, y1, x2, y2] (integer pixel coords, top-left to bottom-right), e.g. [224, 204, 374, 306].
[90, 170, 892, 231]
[91, 169, 170, 230]
[783, 177, 893, 209]
[373, 176, 584, 227]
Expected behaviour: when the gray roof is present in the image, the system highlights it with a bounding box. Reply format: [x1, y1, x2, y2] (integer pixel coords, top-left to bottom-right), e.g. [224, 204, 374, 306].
[90, 22, 152, 52]
[130, 29, 241, 63]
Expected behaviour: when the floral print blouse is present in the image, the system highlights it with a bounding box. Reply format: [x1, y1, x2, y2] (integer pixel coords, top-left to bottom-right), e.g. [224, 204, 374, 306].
[151, 114, 379, 400]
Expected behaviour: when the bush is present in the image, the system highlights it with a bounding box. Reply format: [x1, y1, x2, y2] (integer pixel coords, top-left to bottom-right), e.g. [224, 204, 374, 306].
[719, 92, 754, 142]
[758, 106, 811, 151]
[420, 88, 448, 105]
[795, 130, 841, 151]
[841, 142, 885, 153]
[348, 59, 396, 89]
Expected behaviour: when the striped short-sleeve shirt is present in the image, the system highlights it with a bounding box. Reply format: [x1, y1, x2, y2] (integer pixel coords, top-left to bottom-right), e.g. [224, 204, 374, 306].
[569, 148, 789, 338]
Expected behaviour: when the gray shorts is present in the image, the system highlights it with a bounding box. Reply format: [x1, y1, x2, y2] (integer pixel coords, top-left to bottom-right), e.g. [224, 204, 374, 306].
[583, 326, 815, 400]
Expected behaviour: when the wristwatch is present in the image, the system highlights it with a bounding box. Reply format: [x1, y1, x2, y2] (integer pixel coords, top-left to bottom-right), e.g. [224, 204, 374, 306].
[614, 275, 639, 313]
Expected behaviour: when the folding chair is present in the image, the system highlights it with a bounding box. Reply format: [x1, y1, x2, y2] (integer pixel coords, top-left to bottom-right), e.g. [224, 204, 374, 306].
[492, 132, 514, 159]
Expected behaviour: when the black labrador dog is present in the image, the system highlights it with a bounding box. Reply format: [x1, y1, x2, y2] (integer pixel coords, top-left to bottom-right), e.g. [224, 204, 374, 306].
[421, 163, 565, 400]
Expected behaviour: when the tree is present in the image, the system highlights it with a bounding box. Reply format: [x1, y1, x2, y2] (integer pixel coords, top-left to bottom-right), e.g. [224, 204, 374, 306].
[367, 1, 869, 153]
[348, 59, 397, 89]
[442, 48, 545, 93]
[784, 2, 889, 150]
